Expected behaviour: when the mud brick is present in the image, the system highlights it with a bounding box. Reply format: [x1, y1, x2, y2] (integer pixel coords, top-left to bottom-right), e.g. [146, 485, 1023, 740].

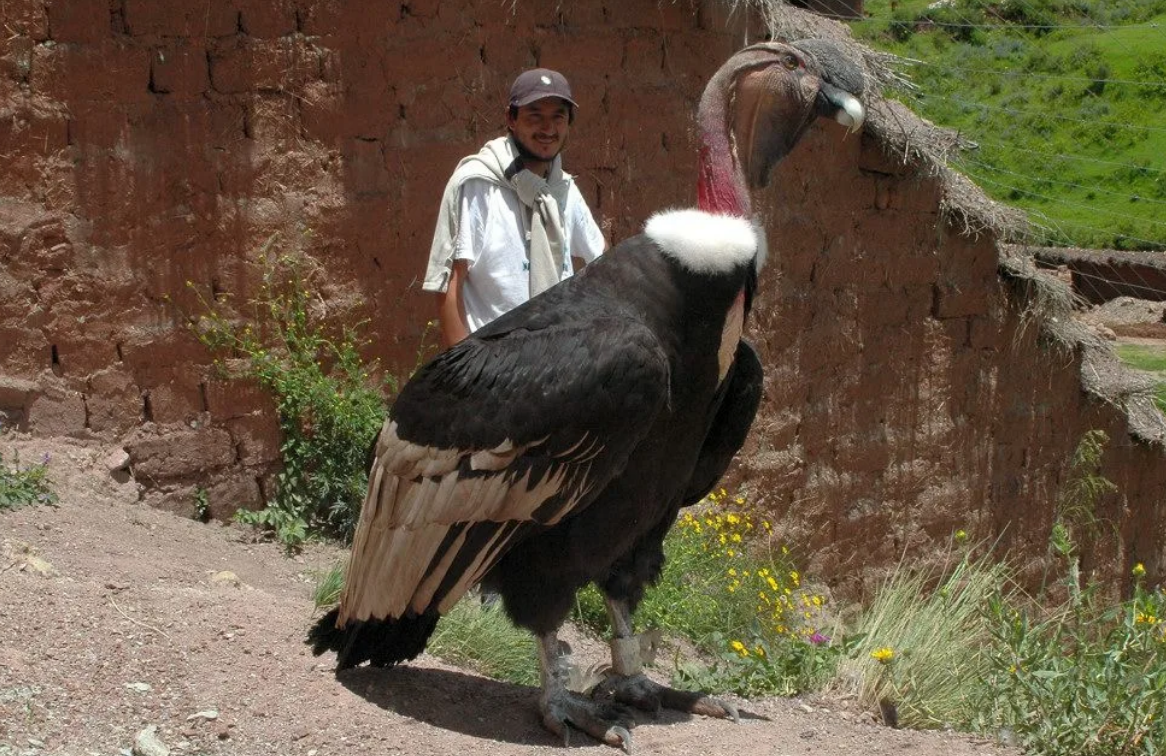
[606, 0, 697, 31]
[537, 29, 625, 76]
[123, 0, 238, 37]
[297, 0, 345, 35]
[237, 0, 297, 36]
[479, 34, 536, 78]
[384, 37, 479, 88]
[31, 40, 151, 105]
[208, 38, 252, 94]
[126, 426, 236, 480]
[86, 367, 142, 434]
[226, 413, 281, 466]
[5, 0, 49, 39]
[45, 0, 109, 44]
[623, 35, 668, 85]
[205, 472, 263, 520]
[204, 368, 274, 420]
[150, 42, 210, 97]
[27, 383, 87, 435]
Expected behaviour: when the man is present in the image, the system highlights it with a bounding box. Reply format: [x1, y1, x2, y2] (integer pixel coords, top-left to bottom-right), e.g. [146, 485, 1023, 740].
[422, 68, 606, 348]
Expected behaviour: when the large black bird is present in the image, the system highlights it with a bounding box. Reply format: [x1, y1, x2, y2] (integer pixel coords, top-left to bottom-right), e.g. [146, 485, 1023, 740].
[311, 39, 865, 750]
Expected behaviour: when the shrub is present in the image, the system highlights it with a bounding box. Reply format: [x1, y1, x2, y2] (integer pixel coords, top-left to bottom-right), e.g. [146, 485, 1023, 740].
[575, 489, 842, 697]
[979, 574, 1166, 755]
[193, 241, 391, 548]
[0, 451, 58, 510]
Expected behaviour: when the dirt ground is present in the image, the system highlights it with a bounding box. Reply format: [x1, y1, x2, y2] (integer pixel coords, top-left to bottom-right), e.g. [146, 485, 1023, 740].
[0, 436, 1023, 756]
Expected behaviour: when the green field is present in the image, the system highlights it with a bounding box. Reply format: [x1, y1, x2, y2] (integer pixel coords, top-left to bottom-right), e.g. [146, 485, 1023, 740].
[851, 0, 1166, 250]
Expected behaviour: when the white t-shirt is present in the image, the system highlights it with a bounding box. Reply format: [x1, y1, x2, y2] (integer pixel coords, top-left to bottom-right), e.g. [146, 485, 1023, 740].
[453, 178, 605, 332]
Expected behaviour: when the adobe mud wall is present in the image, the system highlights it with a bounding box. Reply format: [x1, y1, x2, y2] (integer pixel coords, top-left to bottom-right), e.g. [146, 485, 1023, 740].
[1, 1, 1163, 595]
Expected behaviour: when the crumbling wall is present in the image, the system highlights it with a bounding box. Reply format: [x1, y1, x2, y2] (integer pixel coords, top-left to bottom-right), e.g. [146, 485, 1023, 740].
[741, 123, 1166, 597]
[1, 0, 1163, 594]
[0, 0, 761, 516]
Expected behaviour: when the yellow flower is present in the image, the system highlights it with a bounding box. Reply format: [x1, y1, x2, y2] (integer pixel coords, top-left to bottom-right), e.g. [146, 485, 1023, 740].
[871, 647, 895, 663]
[1133, 563, 1146, 577]
[726, 513, 740, 525]
[731, 533, 742, 543]
[767, 576, 779, 591]
[755, 645, 766, 657]
[954, 529, 968, 542]
[727, 568, 738, 577]
[730, 639, 749, 657]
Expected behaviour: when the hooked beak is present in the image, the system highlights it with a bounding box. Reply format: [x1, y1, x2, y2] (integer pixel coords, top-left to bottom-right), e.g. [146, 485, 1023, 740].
[819, 80, 865, 135]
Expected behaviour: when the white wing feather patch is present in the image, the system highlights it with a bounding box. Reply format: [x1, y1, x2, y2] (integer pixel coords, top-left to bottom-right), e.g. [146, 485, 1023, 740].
[644, 209, 758, 275]
[337, 419, 601, 625]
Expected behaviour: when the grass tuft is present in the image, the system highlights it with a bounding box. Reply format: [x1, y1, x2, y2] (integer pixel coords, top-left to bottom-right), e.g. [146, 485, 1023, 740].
[831, 544, 1011, 730]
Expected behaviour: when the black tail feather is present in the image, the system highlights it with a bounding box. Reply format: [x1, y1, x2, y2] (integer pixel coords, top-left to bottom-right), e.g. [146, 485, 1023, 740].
[307, 608, 440, 670]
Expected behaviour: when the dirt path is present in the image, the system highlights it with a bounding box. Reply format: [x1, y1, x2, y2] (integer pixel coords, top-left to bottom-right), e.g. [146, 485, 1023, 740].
[1, 437, 1021, 756]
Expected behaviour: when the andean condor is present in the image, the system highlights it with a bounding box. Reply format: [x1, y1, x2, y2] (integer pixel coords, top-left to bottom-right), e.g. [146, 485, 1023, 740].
[310, 39, 865, 750]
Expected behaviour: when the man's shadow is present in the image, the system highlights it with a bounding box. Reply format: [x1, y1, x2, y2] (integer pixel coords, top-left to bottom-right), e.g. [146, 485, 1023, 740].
[337, 663, 765, 746]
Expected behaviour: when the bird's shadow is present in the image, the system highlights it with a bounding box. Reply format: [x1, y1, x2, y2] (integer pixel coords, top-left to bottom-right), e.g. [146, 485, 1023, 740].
[338, 664, 768, 746]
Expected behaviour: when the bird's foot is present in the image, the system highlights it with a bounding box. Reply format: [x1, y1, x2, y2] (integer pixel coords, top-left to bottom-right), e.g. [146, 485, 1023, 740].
[541, 688, 636, 752]
[592, 673, 740, 722]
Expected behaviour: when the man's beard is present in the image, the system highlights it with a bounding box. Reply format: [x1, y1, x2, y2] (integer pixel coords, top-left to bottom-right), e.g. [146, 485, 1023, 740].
[510, 132, 566, 165]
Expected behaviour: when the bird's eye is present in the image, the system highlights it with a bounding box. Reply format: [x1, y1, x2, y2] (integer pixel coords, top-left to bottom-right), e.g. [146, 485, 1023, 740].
[782, 54, 800, 70]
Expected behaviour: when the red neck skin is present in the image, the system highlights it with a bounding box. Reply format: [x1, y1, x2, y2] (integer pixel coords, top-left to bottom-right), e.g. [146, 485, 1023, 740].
[695, 82, 750, 217]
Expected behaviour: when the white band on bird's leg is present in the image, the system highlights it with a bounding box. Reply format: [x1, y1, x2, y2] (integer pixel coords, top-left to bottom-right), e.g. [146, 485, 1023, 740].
[609, 635, 643, 676]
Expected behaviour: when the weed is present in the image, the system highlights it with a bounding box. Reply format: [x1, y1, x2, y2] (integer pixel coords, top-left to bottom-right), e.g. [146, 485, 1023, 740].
[0, 451, 58, 510]
[576, 490, 841, 697]
[832, 541, 1011, 730]
[192, 240, 391, 549]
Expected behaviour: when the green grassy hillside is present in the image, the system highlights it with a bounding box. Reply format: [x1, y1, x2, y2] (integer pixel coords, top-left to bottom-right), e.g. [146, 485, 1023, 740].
[850, 0, 1166, 250]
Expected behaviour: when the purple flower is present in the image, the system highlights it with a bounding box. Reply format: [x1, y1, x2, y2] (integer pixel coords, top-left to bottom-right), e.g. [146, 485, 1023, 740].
[809, 632, 831, 645]
[42, 452, 52, 465]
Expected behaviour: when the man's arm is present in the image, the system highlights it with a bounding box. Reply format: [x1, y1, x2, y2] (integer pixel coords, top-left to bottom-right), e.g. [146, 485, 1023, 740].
[437, 259, 471, 349]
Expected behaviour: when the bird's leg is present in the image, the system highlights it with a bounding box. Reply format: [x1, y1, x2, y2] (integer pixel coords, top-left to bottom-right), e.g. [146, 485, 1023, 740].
[593, 596, 740, 722]
[536, 630, 635, 752]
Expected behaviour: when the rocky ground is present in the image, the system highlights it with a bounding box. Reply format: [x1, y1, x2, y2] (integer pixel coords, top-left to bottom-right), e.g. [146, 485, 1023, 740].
[0, 436, 1028, 756]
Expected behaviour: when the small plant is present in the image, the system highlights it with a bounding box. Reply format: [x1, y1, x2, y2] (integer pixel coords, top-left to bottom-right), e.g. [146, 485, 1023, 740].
[193, 487, 210, 522]
[575, 489, 841, 697]
[0, 451, 58, 510]
[981, 564, 1166, 755]
[832, 540, 1011, 730]
[192, 240, 391, 549]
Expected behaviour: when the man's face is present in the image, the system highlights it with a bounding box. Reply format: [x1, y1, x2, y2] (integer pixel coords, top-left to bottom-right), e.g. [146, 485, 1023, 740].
[508, 97, 572, 164]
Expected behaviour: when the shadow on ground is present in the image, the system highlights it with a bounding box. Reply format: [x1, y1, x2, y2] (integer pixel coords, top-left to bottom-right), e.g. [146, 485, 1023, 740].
[337, 664, 767, 747]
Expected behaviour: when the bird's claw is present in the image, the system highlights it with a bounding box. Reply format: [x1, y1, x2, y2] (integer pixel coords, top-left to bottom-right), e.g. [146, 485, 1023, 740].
[542, 689, 636, 751]
[595, 673, 741, 723]
[606, 725, 633, 753]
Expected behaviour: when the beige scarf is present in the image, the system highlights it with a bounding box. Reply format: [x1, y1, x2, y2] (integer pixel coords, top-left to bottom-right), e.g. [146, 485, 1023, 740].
[423, 136, 572, 297]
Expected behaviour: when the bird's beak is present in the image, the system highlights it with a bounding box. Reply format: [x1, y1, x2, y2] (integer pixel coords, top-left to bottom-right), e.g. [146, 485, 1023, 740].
[818, 80, 865, 135]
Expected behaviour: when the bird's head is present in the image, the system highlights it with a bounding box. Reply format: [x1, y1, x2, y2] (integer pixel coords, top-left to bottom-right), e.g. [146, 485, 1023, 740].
[698, 38, 866, 214]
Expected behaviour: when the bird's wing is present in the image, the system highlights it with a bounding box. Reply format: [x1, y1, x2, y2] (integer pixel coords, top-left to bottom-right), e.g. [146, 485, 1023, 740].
[338, 315, 670, 626]
[683, 339, 763, 506]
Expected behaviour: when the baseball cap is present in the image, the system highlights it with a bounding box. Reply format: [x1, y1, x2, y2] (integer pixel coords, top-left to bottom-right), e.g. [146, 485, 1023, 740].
[509, 68, 578, 110]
